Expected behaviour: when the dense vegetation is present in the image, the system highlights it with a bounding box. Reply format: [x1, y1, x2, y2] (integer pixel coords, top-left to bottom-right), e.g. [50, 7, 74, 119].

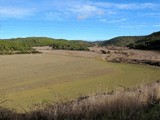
[0, 37, 91, 54]
[0, 40, 32, 54]
[128, 31, 160, 50]
[52, 40, 89, 51]
[99, 31, 160, 50]
[100, 36, 144, 47]
[1, 31, 160, 54]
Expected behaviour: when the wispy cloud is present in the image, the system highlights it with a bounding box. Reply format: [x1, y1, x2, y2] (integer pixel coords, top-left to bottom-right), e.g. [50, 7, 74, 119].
[91, 2, 159, 10]
[68, 5, 105, 20]
[99, 18, 127, 23]
[115, 3, 157, 10]
[0, 0, 159, 21]
[44, 1, 159, 21]
[45, 11, 70, 21]
[0, 6, 35, 18]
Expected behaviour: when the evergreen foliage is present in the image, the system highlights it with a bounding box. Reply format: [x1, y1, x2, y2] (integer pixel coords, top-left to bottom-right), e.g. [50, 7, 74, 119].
[128, 31, 160, 50]
[100, 36, 144, 47]
[0, 37, 91, 54]
[52, 40, 89, 51]
[99, 31, 160, 50]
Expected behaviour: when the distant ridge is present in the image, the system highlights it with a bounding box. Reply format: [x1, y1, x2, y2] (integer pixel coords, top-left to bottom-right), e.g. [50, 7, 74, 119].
[1, 31, 160, 51]
[99, 31, 160, 50]
[100, 36, 144, 47]
[0, 37, 93, 54]
[128, 31, 160, 50]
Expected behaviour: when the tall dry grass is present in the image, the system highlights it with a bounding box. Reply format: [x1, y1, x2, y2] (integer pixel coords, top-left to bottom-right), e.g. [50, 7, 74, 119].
[0, 81, 160, 120]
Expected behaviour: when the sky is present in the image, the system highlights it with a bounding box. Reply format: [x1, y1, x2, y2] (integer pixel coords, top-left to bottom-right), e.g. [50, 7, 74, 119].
[0, 0, 160, 41]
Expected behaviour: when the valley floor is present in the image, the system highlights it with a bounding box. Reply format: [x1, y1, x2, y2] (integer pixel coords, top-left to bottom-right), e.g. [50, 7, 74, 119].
[0, 50, 160, 111]
[1, 81, 160, 120]
[35, 46, 160, 66]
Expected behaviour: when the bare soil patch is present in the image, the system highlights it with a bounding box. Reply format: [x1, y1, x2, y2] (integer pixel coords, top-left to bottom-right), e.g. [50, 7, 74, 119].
[105, 49, 160, 66]
[34, 46, 106, 60]
[34, 46, 160, 66]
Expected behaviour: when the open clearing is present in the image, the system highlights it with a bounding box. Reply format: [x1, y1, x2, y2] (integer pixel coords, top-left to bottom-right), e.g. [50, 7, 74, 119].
[35, 46, 160, 62]
[0, 53, 160, 111]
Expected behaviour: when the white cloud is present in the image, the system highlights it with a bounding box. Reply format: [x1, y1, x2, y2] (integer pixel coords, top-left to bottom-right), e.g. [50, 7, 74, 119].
[68, 5, 105, 20]
[91, 2, 159, 10]
[107, 18, 127, 23]
[140, 3, 158, 9]
[0, 6, 35, 18]
[46, 1, 159, 20]
[0, 0, 159, 20]
[69, 5, 97, 13]
[114, 3, 157, 10]
[99, 18, 127, 23]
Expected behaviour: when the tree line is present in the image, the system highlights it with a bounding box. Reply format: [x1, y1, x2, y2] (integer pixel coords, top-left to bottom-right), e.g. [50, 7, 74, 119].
[0, 37, 91, 54]
[128, 32, 160, 50]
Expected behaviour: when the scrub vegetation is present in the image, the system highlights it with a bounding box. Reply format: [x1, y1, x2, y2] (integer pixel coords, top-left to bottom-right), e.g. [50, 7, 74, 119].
[0, 37, 91, 54]
[100, 31, 160, 50]
[0, 81, 160, 120]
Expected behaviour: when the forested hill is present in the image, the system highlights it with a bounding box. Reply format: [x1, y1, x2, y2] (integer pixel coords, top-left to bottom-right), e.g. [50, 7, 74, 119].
[1, 31, 160, 55]
[0, 37, 92, 54]
[99, 36, 144, 47]
[128, 31, 160, 50]
[99, 31, 160, 50]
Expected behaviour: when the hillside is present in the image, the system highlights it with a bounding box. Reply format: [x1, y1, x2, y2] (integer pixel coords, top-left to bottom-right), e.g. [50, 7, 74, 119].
[100, 36, 144, 47]
[1, 31, 160, 54]
[0, 37, 92, 54]
[99, 31, 160, 50]
[128, 31, 160, 50]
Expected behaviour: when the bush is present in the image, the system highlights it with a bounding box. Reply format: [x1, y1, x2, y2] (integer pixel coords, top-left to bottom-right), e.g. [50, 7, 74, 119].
[52, 40, 89, 51]
[100, 50, 107, 54]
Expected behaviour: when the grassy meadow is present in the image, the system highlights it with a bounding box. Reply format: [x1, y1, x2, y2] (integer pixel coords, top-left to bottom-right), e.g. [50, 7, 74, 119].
[0, 53, 160, 111]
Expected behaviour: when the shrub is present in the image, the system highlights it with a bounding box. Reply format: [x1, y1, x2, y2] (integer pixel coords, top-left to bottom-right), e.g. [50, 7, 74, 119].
[100, 50, 107, 54]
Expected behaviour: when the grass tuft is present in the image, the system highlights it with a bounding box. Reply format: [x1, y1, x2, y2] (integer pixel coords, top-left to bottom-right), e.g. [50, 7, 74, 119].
[1, 81, 160, 120]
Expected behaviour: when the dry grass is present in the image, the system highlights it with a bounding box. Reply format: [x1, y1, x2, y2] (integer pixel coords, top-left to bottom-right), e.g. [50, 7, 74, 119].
[0, 53, 160, 111]
[87, 46, 160, 66]
[0, 81, 160, 120]
[27, 81, 160, 120]
[34, 46, 105, 59]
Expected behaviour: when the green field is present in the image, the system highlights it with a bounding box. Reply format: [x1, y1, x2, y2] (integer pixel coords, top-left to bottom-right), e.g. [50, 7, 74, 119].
[0, 53, 160, 111]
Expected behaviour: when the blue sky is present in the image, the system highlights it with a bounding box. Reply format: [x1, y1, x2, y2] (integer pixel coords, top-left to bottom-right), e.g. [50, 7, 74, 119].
[0, 0, 160, 41]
